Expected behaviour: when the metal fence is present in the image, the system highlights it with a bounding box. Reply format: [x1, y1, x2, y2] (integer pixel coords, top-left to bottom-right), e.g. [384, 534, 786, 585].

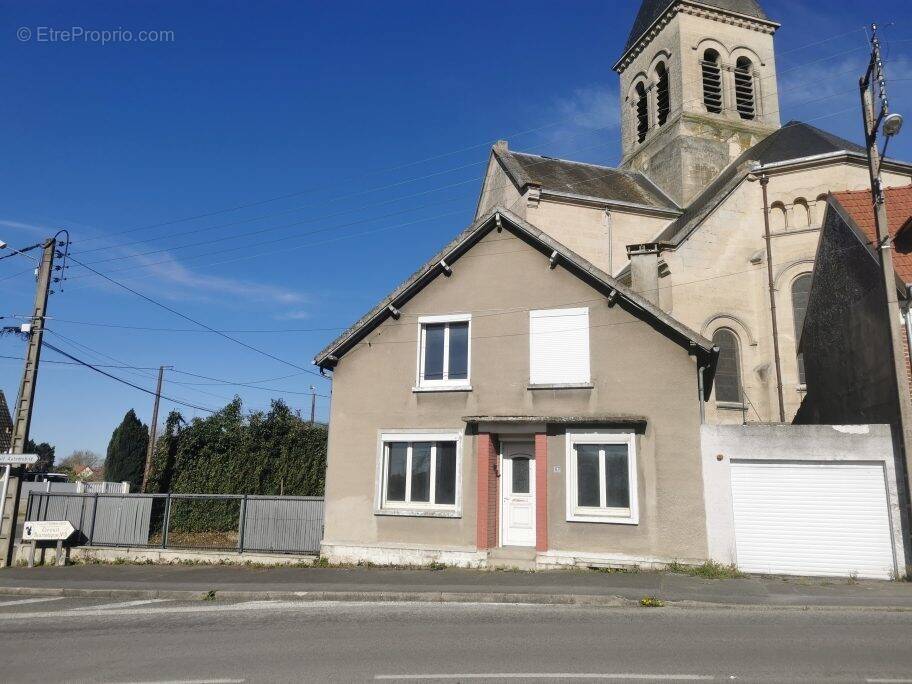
[25, 492, 324, 554]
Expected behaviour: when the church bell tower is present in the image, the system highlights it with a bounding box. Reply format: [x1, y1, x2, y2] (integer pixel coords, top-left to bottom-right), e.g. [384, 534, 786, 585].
[615, 0, 781, 206]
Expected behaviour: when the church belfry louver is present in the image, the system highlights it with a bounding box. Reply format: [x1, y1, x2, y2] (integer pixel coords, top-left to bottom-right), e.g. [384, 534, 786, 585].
[615, 0, 781, 206]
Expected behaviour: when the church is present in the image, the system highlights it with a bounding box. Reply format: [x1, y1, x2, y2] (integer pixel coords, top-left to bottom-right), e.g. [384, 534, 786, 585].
[475, 0, 912, 425]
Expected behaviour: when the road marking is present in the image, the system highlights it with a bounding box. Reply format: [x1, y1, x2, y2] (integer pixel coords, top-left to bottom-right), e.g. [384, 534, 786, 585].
[109, 679, 245, 684]
[0, 596, 65, 608]
[70, 599, 171, 611]
[375, 675, 715, 681]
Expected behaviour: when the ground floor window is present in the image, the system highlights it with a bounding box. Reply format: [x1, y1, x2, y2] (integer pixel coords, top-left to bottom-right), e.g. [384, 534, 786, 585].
[565, 431, 638, 524]
[378, 432, 461, 514]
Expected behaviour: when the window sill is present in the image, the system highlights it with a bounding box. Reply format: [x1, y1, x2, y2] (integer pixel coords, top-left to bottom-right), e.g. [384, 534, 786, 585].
[375, 507, 461, 519]
[412, 385, 472, 393]
[567, 513, 638, 525]
[716, 401, 747, 411]
[528, 383, 594, 390]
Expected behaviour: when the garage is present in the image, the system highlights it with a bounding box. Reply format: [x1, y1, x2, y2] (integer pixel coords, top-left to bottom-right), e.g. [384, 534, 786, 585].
[702, 424, 905, 581]
[729, 461, 897, 579]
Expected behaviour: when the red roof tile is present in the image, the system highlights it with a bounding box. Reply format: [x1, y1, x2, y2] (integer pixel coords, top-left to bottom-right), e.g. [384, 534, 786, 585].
[832, 183, 912, 283]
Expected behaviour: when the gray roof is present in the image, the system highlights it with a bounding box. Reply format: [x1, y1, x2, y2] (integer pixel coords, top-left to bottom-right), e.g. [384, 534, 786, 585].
[313, 207, 716, 382]
[0, 390, 12, 453]
[495, 148, 680, 212]
[654, 121, 868, 246]
[624, 0, 772, 55]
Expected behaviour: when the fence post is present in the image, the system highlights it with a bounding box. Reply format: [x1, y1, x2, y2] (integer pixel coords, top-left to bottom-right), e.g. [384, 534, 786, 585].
[88, 494, 99, 546]
[162, 493, 171, 549]
[237, 494, 248, 554]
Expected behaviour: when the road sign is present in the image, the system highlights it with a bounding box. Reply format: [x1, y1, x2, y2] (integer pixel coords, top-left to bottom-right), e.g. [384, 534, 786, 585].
[22, 521, 75, 541]
[0, 454, 38, 466]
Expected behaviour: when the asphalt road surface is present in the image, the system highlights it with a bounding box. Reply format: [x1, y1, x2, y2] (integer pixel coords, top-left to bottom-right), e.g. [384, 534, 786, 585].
[0, 596, 910, 683]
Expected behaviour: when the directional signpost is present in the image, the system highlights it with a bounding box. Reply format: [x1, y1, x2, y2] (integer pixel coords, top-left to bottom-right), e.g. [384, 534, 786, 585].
[0, 454, 40, 563]
[22, 520, 75, 567]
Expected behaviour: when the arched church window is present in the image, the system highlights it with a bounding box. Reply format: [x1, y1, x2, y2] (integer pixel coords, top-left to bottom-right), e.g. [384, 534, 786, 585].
[770, 202, 788, 231]
[734, 57, 755, 120]
[712, 328, 742, 403]
[815, 194, 828, 225]
[791, 273, 813, 385]
[793, 198, 811, 228]
[635, 82, 649, 143]
[655, 62, 670, 127]
[701, 49, 723, 114]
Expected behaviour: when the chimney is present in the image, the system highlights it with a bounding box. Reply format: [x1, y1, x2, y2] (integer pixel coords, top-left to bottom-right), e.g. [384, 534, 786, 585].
[626, 242, 667, 306]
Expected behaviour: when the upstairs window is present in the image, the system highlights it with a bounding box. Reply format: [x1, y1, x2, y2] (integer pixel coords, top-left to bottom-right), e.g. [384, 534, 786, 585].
[734, 57, 755, 120]
[701, 49, 723, 114]
[380, 433, 460, 513]
[712, 328, 742, 403]
[791, 274, 812, 385]
[655, 62, 670, 126]
[529, 308, 590, 386]
[417, 315, 470, 389]
[635, 82, 649, 143]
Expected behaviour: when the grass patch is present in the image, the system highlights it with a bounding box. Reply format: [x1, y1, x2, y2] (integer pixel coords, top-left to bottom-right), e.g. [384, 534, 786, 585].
[665, 560, 744, 580]
[639, 595, 665, 608]
[203, 590, 217, 601]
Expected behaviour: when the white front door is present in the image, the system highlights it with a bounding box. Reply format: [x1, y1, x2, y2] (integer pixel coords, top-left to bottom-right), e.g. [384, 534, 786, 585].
[501, 442, 535, 547]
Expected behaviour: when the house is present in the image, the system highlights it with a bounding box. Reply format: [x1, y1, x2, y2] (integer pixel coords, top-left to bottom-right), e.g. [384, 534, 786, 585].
[315, 208, 720, 568]
[0, 390, 12, 453]
[796, 185, 912, 509]
[313, 0, 911, 576]
[475, 0, 912, 425]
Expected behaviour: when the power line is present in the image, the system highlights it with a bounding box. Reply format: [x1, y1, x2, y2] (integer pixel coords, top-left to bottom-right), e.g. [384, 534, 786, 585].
[41, 341, 217, 413]
[65, 255, 328, 380]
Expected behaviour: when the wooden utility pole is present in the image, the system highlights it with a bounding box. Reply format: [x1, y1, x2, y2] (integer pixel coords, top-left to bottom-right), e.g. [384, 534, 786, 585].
[141, 365, 170, 493]
[860, 24, 912, 511]
[0, 238, 56, 567]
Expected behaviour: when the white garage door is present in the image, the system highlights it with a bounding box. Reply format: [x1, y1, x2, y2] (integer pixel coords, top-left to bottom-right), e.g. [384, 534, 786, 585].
[730, 461, 896, 579]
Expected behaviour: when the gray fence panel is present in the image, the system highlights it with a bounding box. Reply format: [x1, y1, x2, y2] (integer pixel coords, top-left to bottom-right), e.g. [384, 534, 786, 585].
[91, 497, 153, 546]
[26, 492, 323, 554]
[242, 497, 324, 553]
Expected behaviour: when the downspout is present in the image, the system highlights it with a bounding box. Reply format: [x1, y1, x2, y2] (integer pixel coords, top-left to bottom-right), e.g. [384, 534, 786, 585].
[905, 286, 912, 379]
[697, 363, 706, 424]
[605, 208, 613, 275]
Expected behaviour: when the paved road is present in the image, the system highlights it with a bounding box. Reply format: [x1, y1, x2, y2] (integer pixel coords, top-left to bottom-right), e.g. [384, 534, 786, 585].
[1, 596, 911, 683]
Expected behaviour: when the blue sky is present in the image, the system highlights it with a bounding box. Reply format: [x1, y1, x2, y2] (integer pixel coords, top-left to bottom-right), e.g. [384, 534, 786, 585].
[2, 0, 911, 461]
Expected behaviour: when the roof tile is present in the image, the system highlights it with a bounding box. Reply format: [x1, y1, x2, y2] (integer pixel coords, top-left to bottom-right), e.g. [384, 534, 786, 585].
[832, 184, 912, 283]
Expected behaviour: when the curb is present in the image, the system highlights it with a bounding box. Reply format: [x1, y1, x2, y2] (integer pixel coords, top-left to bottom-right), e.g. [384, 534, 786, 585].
[2, 585, 912, 611]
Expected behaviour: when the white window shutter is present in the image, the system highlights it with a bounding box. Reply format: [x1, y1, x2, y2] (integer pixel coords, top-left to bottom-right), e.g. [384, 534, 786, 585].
[529, 308, 590, 384]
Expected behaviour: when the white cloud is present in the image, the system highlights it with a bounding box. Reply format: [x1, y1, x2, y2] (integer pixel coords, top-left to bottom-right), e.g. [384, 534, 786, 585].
[0, 219, 51, 236]
[539, 83, 621, 161]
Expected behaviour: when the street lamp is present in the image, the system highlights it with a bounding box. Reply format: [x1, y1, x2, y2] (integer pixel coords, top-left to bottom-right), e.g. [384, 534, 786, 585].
[883, 112, 904, 139]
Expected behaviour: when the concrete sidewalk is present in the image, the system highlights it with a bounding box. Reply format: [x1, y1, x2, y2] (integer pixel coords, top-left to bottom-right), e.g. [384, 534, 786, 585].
[1, 563, 912, 609]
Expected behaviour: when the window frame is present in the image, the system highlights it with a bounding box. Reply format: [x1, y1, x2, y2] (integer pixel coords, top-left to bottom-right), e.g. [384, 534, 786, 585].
[415, 314, 471, 390]
[711, 327, 744, 406]
[375, 430, 463, 518]
[565, 430, 639, 525]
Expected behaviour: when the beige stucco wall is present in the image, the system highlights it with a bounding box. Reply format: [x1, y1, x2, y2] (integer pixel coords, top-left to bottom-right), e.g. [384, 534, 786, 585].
[660, 161, 912, 424]
[322, 227, 708, 561]
[526, 200, 672, 277]
[475, 156, 525, 221]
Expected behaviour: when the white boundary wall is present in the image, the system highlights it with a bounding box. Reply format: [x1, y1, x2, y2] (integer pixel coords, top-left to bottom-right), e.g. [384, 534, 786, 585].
[701, 424, 906, 577]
